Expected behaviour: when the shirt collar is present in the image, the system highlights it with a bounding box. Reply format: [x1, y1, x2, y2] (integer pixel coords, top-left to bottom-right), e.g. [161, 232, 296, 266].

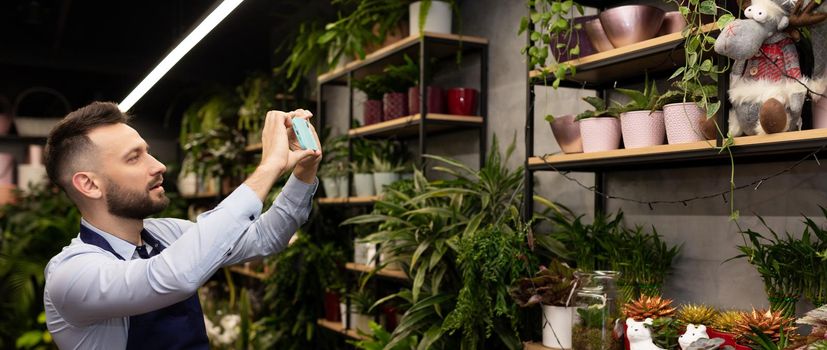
[80, 218, 140, 260]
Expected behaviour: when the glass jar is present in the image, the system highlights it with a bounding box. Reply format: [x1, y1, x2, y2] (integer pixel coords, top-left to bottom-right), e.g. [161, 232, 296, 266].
[571, 270, 623, 350]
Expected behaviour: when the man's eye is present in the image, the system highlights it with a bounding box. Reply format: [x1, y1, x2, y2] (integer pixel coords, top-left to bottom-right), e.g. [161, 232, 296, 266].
[128, 156, 139, 163]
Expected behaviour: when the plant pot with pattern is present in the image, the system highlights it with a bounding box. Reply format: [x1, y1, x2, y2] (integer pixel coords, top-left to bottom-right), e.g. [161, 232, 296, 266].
[382, 55, 419, 120]
[658, 81, 719, 144]
[576, 96, 623, 153]
[353, 75, 388, 125]
[617, 79, 666, 149]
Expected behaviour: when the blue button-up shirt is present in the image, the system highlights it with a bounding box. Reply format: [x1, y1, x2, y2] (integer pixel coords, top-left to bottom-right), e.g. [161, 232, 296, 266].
[44, 175, 316, 349]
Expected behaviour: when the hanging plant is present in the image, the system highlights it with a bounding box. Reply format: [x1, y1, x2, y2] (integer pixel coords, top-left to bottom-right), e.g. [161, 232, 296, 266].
[520, 0, 586, 88]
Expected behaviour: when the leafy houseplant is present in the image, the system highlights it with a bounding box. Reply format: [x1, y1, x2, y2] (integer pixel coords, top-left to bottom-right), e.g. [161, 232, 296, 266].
[604, 226, 681, 303]
[510, 260, 577, 308]
[574, 96, 623, 121]
[349, 321, 417, 350]
[236, 72, 289, 145]
[544, 209, 623, 272]
[520, 0, 587, 89]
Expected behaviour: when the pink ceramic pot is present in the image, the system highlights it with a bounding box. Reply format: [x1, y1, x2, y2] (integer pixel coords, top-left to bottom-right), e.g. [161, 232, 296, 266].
[657, 11, 687, 36]
[549, 115, 583, 154]
[620, 110, 665, 148]
[599, 5, 665, 48]
[551, 16, 599, 61]
[663, 102, 709, 144]
[814, 97, 827, 129]
[584, 19, 615, 52]
[363, 100, 383, 125]
[580, 117, 622, 153]
[383, 92, 408, 121]
[447, 88, 478, 116]
[408, 86, 445, 115]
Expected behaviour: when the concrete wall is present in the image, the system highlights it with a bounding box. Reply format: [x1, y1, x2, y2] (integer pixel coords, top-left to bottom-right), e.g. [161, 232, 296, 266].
[321, 0, 827, 313]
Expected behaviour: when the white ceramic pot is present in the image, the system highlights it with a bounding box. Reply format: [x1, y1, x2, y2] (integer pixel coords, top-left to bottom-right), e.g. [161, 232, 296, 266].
[354, 241, 377, 266]
[17, 164, 46, 193]
[409, 1, 452, 35]
[372, 172, 400, 194]
[321, 177, 339, 198]
[620, 110, 665, 148]
[353, 173, 375, 197]
[663, 102, 708, 144]
[177, 171, 198, 197]
[351, 313, 373, 334]
[400, 172, 414, 180]
[340, 303, 349, 328]
[542, 305, 573, 349]
[336, 176, 349, 197]
[579, 117, 622, 152]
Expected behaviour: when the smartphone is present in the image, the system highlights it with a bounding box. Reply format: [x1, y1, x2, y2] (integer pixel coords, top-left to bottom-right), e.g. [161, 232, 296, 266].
[292, 117, 319, 151]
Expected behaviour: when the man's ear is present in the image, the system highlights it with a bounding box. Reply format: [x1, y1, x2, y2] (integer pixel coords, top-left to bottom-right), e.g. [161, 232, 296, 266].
[71, 172, 103, 199]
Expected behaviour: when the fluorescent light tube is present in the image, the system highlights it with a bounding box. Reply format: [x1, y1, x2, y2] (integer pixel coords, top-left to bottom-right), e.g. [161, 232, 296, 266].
[119, 0, 244, 112]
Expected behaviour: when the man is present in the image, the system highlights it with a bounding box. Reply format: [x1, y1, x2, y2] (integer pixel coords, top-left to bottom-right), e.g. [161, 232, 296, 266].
[42, 101, 321, 349]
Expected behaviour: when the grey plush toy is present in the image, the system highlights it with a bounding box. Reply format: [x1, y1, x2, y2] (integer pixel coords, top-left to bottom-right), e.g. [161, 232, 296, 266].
[714, 0, 827, 136]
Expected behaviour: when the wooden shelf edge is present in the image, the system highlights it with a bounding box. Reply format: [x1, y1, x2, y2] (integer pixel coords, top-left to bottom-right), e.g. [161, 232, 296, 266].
[530, 23, 717, 79]
[348, 114, 483, 137]
[345, 262, 409, 280]
[524, 342, 561, 350]
[318, 196, 381, 204]
[228, 266, 268, 280]
[316, 319, 367, 340]
[318, 32, 488, 83]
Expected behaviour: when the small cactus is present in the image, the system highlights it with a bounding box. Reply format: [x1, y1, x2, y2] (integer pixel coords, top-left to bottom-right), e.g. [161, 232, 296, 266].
[711, 311, 743, 333]
[678, 304, 720, 326]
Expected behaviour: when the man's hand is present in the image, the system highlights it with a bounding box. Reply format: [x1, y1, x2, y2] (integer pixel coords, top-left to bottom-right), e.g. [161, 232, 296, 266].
[287, 109, 322, 184]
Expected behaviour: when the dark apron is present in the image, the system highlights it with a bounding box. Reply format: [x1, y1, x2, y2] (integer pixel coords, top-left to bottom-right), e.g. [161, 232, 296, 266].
[79, 223, 209, 350]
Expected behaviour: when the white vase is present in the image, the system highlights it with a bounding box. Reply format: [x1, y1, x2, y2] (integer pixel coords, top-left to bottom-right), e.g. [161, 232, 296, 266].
[542, 305, 573, 349]
[372, 172, 400, 194]
[321, 177, 339, 198]
[409, 1, 452, 35]
[336, 176, 349, 197]
[353, 173, 375, 197]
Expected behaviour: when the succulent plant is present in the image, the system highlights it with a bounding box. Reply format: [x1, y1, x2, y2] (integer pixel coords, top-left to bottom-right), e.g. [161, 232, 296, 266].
[647, 316, 681, 349]
[509, 260, 577, 307]
[733, 309, 796, 347]
[711, 311, 744, 333]
[809, 340, 827, 350]
[686, 337, 734, 350]
[678, 304, 721, 326]
[624, 295, 677, 321]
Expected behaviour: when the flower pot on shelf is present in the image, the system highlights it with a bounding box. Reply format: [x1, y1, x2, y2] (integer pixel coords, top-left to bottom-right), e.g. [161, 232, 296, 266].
[409, 0, 452, 35]
[447, 88, 478, 116]
[336, 176, 349, 198]
[408, 86, 444, 115]
[324, 291, 342, 322]
[580, 117, 622, 153]
[657, 11, 687, 36]
[663, 102, 712, 144]
[584, 19, 615, 52]
[620, 110, 665, 149]
[542, 305, 574, 349]
[706, 328, 751, 350]
[549, 115, 583, 154]
[322, 177, 340, 198]
[363, 100, 383, 125]
[353, 173, 375, 197]
[373, 172, 400, 194]
[383, 92, 408, 121]
[354, 240, 377, 266]
[599, 5, 665, 48]
[340, 303, 349, 327]
[551, 16, 598, 62]
[350, 313, 373, 334]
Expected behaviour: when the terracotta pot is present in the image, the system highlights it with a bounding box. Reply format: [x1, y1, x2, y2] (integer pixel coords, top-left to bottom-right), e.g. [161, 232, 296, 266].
[383, 92, 408, 120]
[549, 115, 583, 154]
[446, 88, 478, 116]
[551, 16, 599, 62]
[408, 86, 444, 115]
[580, 117, 622, 152]
[363, 100, 383, 125]
[706, 328, 751, 350]
[0, 183, 17, 205]
[620, 110, 665, 148]
[324, 291, 342, 322]
[365, 21, 409, 55]
[584, 19, 615, 52]
[657, 11, 687, 36]
[663, 102, 711, 144]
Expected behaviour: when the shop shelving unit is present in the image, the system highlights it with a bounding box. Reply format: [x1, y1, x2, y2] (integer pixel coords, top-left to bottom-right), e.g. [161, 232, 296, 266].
[315, 32, 488, 340]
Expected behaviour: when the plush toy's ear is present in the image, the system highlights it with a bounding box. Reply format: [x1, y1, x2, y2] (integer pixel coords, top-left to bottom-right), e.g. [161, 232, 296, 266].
[644, 318, 654, 325]
[626, 318, 635, 326]
[778, 16, 789, 31]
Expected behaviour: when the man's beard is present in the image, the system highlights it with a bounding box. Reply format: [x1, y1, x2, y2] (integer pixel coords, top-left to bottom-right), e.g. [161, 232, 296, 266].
[105, 178, 169, 220]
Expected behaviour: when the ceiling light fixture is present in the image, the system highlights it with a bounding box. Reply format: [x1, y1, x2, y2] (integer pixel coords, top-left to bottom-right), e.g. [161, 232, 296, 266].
[119, 0, 245, 112]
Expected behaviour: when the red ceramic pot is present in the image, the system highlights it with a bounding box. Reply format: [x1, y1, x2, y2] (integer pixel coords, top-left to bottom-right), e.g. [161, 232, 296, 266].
[447, 88, 478, 116]
[408, 86, 444, 115]
[363, 99, 383, 125]
[383, 92, 408, 121]
[707, 328, 751, 350]
[323, 291, 341, 322]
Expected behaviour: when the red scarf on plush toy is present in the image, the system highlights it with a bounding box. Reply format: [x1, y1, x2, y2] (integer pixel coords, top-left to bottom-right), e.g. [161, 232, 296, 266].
[743, 37, 802, 81]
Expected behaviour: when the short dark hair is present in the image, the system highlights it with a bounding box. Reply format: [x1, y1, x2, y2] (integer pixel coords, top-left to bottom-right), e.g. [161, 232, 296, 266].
[45, 101, 130, 193]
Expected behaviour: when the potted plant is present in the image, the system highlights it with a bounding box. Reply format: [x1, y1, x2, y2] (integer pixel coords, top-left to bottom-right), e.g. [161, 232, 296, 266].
[382, 56, 419, 121]
[546, 114, 582, 154]
[615, 78, 667, 149]
[575, 96, 623, 153]
[409, 0, 458, 35]
[623, 295, 677, 350]
[603, 226, 681, 303]
[733, 309, 795, 350]
[520, 0, 590, 88]
[236, 72, 280, 146]
[707, 310, 747, 349]
[510, 260, 579, 349]
[658, 80, 719, 144]
[677, 304, 719, 349]
[350, 138, 376, 197]
[353, 75, 389, 126]
[320, 133, 350, 198]
[348, 290, 377, 334]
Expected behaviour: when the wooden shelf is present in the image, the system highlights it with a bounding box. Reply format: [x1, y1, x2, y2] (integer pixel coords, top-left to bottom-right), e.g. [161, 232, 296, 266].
[318, 196, 381, 205]
[317, 319, 368, 340]
[530, 23, 717, 86]
[524, 342, 561, 350]
[529, 129, 827, 172]
[346, 262, 409, 280]
[228, 266, 268, 280]
[318, 32, 488, 85]
[349, 113, 483, 138]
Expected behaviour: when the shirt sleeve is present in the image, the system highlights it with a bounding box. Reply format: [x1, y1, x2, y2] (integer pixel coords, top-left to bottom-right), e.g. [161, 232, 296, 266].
[45, 184, 264, 327]
[220, 174, 316, 266]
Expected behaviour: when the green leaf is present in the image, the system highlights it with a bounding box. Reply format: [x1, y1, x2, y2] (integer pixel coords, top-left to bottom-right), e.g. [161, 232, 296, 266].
[530, 32, 541, 41]
[16, 331, 43, 348]
[411, 240, 432, 269]
[519, 17, 529, 34]
[679, 6, 690, 16]
[569, 45, 580, 56]
[706, 101, 721, 117]
[530, 12, 542, 23]
[700, 59, 713, 72]
[670, 66, 686, 80]
[412, 267, 426, 302]
[717, 14, 736, 29]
